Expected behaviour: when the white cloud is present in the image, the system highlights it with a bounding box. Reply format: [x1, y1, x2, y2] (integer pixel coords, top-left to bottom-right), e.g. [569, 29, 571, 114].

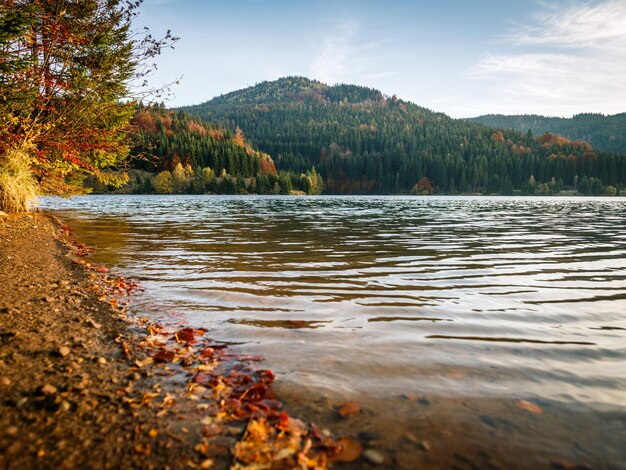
[310, 21, 359, 84]
[468, 0, 626, 117]
[309, 21, 398, 85]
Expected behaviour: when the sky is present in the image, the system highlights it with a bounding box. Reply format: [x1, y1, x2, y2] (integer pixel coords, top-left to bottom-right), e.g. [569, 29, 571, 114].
[137, 0, 626, 118]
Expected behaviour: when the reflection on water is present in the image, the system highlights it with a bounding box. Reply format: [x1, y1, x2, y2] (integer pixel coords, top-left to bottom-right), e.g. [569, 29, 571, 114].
[41, 195, 626, 464]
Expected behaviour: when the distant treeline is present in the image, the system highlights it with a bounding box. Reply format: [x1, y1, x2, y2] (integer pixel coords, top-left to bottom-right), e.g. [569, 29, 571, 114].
[468, 113, 626, 155]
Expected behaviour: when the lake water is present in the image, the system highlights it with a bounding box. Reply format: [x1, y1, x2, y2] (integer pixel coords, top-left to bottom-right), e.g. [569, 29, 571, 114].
[42, 195, 626, 468]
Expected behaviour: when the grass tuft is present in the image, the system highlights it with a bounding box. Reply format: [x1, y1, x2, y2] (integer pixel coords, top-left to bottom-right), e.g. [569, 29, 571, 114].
[0, 149, 39, 213]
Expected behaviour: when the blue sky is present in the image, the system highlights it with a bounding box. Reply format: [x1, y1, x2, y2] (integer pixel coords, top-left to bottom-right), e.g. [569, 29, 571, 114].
[138, 0, 626, 118]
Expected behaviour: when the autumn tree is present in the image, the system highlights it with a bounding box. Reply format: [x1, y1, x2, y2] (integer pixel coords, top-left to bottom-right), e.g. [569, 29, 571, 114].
[0, 0, 177, 211]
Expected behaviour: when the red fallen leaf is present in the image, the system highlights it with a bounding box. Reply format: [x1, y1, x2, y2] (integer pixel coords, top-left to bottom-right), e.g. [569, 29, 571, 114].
[257, 369, 275, 381]
[338, 401, 361, 418]
[516, 399, 543, 415]
[277, 411, 290, 430]
[96, 266, 108, 273]
[239, 383, 266, 402]
[200, 348, 215, 358]
[174, 327, 195, 344]
[332, 437, 363, 462]
[153, 350, 175, 363]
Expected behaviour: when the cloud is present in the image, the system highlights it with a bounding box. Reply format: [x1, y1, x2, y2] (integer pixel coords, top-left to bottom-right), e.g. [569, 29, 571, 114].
[310, 21, 359, 84]
[309, 21, 398, 85]
[468, 0, 626, 117]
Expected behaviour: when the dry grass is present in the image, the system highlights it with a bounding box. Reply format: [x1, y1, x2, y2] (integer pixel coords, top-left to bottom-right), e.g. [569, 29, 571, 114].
[0, 149, 39, 213]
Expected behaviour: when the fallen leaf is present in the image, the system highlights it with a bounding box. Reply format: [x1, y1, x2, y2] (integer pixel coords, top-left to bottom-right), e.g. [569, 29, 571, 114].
[153, 350, 175, 363]
[516, 399, 543, 415]
[96, 266, 108, 273]
[174, 327, 195, 344]
[338, 401, 361, 418]
[332, 437, 363, 463]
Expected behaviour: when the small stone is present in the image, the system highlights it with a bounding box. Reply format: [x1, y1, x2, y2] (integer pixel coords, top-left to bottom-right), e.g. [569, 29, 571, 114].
[97, 357, 107, 365]
[1, 377, 11, 386]
[358, 431, 381, 442]
[41, 384, 57, 395]
[6, 426, 18, 436]
[59, 400, 71, 412]
[416, 440, 431, 452]
[44, 296, 55, 303]
[363, 449, 385, 465]
[58, 346, 71, 357]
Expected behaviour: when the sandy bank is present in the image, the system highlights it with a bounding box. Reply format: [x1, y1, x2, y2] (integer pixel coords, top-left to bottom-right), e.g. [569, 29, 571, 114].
[0, 213, 224, 468]
[0, 213, 366, 470]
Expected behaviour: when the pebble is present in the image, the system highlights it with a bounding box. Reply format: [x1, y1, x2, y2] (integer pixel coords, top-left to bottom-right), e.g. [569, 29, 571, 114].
[6, 425, 18, 436]
[359, 431, 381, 442]
[58, 346, 71, 357]
[363, 449, 385, 465]
[416, 440, 431, 452]
[1, 377, 11, 386]
[59, 400, 71, 412]
[44, 296, 55, 303]
[97, 357, 107, 364]
[41, 383, 57, 395]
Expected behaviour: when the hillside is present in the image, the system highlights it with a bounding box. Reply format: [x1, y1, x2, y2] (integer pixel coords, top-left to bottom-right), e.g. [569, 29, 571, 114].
[467, 113, 626, 155]
[89, 104, 322, 195]
[182, 77, 626, 195]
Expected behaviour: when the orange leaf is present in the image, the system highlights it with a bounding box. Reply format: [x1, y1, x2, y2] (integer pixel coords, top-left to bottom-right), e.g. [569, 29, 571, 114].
[516, 399, 543, 415]
[332, 437, 363, 462]
[338, 401, 361, 418]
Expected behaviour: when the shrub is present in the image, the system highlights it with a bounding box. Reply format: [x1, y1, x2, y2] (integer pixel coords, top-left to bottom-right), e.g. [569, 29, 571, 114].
[0, 149, 38, 213]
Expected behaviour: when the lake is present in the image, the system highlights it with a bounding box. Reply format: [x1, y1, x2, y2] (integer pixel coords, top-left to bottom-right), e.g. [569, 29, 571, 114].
[42, 195, 626, 468]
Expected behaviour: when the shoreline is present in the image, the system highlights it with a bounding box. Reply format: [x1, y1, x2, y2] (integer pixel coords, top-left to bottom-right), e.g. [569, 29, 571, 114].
[0, 213, 358, 469]
[0, 213, 221, 468]
[2, 211, 624, 469]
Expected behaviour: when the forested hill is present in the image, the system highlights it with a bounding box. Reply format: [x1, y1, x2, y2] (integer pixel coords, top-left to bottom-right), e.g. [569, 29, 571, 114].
[182, 77, 626, 195]
[103, 104, 323, 195]
[467, 113, 626, 155]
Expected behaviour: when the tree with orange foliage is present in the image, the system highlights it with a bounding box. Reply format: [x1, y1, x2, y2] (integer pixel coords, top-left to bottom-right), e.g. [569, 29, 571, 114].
[0, 0, 177, 211]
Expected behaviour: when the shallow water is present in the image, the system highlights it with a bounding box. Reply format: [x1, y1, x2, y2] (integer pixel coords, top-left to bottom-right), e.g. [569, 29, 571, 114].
[42, 195, 626, 466]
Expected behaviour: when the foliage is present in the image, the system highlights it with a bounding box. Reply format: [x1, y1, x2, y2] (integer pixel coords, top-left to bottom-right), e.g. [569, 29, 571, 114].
[183, 77, 626, 196]
[0, 0, 176, 210]
[0, 149, 38, 212]
[411, 176, 434, 195]
[119, 105, 322, 195]
[468, 113, 626, 155]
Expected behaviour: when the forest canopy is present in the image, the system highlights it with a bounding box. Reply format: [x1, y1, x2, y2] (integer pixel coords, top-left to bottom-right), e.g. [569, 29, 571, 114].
[182, 77, 626, 196]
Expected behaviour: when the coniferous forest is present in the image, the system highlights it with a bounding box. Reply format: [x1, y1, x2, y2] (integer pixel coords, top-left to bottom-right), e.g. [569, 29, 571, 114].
[174, 76, 626, 196]
[468, 113, 626, 155]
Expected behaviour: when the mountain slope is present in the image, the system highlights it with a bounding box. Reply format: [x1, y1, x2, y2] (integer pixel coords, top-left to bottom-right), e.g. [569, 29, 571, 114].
[467, 113, 626, 155]
[182, 77, 626, 195]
